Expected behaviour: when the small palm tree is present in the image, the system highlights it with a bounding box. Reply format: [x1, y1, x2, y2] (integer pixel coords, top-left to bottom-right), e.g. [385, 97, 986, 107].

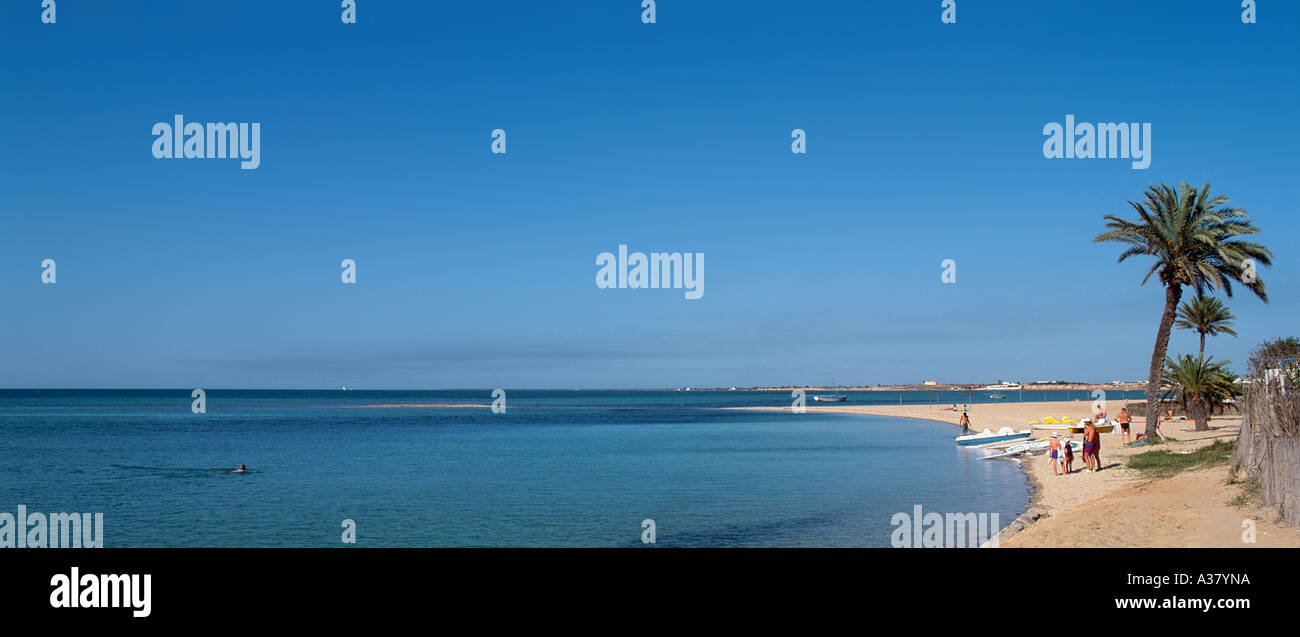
[1174, 295, 1238, 356]
[1095, 182, 1270, 441]
[1161, 354, 1237, 431]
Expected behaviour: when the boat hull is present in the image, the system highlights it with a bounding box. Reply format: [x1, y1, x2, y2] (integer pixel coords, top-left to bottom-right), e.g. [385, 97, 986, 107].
[812, 395, 847, 402]
[955, 428, 1032, 446]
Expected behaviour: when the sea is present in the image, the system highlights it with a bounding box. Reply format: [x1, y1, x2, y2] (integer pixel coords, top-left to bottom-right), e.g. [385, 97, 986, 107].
[0, 389, 1143, 547]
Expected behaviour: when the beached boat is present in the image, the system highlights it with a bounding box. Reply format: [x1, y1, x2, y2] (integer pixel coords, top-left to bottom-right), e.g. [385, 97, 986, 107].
[981, 438, 1081, 460]
[1068, 421, 1114, 434]
[1030, 417, 1114, 433]
[1027, 416, 1078, 430]
[955, 427, 1031, 447]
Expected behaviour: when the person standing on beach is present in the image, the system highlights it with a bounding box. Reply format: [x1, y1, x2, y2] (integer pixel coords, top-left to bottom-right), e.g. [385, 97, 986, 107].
[1091, 423, 1102, 471]
[958, 412, 971, 435]
[1081, 421, 1099, 472]
[1118, 407, 1131, 444]
[1080, 421, 1092, 471]
[1061, 435, 1074, 474]
[1048, 433, 1062, 476]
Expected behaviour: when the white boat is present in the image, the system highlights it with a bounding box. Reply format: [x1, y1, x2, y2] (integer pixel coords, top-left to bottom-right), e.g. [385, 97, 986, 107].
[955, 427, 1031, 447]
[981, 382, 1022, 390]
[1029, 420, 1114, 433]
[987, 393, 1006, 399]
[981, 438, 1081, 460]
[1028, 421, 1079, 430]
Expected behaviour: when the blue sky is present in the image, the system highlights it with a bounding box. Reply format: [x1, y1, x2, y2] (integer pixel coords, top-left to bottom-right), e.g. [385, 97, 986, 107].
[1, 1, 1296, 388]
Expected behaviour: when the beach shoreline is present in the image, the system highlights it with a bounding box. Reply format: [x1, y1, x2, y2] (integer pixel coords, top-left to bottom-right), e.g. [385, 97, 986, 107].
[728, 399, 1300, 548]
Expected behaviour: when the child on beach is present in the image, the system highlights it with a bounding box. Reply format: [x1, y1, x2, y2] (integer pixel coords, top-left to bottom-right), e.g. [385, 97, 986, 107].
[1061, 436, 1074, 474]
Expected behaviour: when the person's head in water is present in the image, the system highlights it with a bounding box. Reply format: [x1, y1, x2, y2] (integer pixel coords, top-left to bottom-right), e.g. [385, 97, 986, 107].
[238, 464, 246, 471]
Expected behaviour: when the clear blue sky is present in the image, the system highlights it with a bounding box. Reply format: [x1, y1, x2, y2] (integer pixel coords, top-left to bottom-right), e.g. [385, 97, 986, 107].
[1, 1, 1296, 388]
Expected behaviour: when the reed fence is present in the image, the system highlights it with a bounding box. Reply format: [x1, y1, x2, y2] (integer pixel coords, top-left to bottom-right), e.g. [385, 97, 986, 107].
[1231, 380, 1300, 526]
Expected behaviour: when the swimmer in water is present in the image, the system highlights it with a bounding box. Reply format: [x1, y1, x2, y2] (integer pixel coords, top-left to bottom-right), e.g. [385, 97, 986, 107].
[233, 464, 247, 473]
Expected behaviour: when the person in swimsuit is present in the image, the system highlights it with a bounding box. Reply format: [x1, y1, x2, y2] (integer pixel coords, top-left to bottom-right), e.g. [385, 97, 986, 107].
[1118, 407, 1131, 444]
[1061, 435, 1074, 474]
[1091, 424, 1102, 471]
[1082, 421, 1098, 472]
[233, 464, 247, 473]
[1048, 433, 1061, 476]
[958, 412, 971, 436]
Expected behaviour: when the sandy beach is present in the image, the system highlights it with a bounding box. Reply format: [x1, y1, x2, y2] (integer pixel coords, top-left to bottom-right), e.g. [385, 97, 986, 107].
[733, 399, 1300, 548]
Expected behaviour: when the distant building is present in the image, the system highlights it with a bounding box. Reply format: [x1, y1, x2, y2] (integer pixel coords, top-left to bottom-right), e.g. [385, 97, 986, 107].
[922, 380, 938, 386]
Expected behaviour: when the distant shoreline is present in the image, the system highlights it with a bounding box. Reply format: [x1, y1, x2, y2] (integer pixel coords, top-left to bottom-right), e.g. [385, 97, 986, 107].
[735, 384, 1145, 392]
[0, 384, 1147, 392]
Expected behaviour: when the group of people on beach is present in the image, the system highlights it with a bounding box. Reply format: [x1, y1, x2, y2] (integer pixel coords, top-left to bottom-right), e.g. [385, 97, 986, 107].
[1046, 409, 1124, 476]
[956, 403, 1133, 477]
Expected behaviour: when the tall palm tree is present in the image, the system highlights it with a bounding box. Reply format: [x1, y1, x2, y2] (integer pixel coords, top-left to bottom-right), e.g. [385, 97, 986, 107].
[1174, 294, 1238, 356]
[1161, 354, 1237, 431]
[1094, 182, 1270, 441]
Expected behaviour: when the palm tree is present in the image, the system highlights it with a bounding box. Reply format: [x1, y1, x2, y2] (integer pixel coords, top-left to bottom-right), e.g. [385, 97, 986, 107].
[1174, 294, 1238, 356]
[1161, 354, 1237, 431]
[1094, 182, 1270, 441]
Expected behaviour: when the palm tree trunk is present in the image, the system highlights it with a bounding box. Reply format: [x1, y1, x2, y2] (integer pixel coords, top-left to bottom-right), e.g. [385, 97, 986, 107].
[1199, 333, 1206, 357]
[1145, 285, 1183, 440]
[1193, 399, 1209, 432]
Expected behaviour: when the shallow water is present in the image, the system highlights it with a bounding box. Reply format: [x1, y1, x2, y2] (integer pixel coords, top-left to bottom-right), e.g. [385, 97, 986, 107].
[0, 390, 1031, 547]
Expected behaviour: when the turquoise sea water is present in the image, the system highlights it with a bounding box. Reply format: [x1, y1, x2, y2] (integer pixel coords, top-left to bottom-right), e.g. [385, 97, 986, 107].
[0, 389, 1127, 547]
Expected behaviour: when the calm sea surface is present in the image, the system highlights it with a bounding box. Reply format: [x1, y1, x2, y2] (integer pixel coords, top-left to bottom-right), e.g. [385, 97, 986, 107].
[0, 389, 1130, 547]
